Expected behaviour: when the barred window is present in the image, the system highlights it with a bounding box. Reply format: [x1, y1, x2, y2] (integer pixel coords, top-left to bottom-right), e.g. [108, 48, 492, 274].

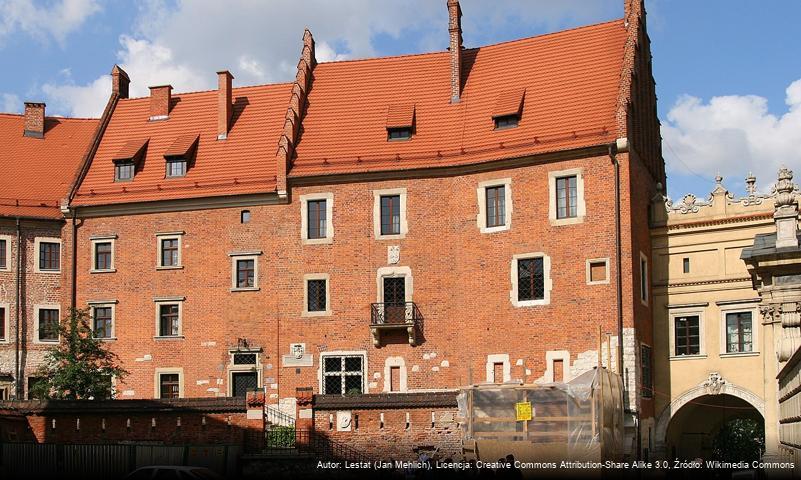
[725, 312, 753, 353]
[93, 306, 113, 339]
[237, 259, 255, 288]
[94, 242, 112, 270]
[307, 200, 327, 239]
[38, 309, 59, 342]
[307, 279, 327, 312]
[39, 242, 60, 271]
[0, 239, 6, 269]
[158, 304, 180, 337]
[322, 355, 363, 395]
[166, 159, 187, 178]
[674, 315, 700, 356]
[556, 175, 577, 219]
[641, 344, 653, 398]
[517, 257, 544, 301]
[486, 185, 506, 228]
[380, 195, 401, 236]
[160, 238, 179, 267]
[115, 161, 134, 181]
[159, 373, 180, 399]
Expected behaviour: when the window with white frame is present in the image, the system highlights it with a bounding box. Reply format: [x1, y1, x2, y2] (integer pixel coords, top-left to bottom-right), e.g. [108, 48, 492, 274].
[373, 188, 407, 239]
[156, 232, 183, 269]
[640, 252, 649, 306]
[91, 236, 116, 272]
[34, 237, 61, 273]
[670, 311, 703, 357]
[0, 235, 11, 271]
[723, 310, 754, 354]
[586, 258, 610, 285]
[89, 303, 116, 339]
[476, 178, 512, 233]
[34, 305, 60, 343]
[321, 354, 365, 395]
[300, 193, 334, 244]
[155, 369, 183, 399]
[154, 298, 184, 338]
[510, 253, 552, 307]
[548, 168, 586, 226]
[230, 252, 261, 291]
[303, 274, 331, 316]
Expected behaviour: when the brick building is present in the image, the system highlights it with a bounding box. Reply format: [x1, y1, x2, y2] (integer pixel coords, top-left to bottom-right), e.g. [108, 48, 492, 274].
[1, 0, 663, 458]
[0, 104, 99, 400]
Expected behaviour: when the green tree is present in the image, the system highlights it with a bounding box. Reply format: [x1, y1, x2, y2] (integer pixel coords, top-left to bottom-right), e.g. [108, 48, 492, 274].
[30, 308, 128, 400]
[712, 418, 765, 464]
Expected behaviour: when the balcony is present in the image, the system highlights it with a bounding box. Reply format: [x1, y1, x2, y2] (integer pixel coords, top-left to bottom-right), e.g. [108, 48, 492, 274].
[370, 302, 422, 346]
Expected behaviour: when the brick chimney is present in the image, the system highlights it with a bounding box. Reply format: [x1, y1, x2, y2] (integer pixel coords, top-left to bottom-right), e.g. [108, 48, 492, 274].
[149, 85, 172, 121]
[111, 65, 130, 99]
[447, 0, 463, 103]
[23, 102, 45, 138]
[217, 71, 234, 140]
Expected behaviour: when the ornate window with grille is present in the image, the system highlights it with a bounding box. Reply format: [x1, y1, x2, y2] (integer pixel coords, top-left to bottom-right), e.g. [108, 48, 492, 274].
[307, 279, 326, 312]
[511, 253, 550, 307]
[322, 354, 364, 395]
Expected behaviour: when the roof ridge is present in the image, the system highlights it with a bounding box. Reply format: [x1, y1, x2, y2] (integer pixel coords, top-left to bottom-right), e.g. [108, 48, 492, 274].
[0, 112, 99, 121]
[121, 81, 294, 101]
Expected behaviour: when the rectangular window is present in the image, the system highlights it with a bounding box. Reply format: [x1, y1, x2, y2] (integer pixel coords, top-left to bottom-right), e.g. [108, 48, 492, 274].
[237, 259, 255, 288]
[0, 387, 6, 400]
[556, 176, 578, 219]
[380, 195, 401, 236]
[683, 257, 690, 274]
[307, 279, 327, 312]
[0, 239, 6, 269]
[640, 254, 649, 304]
[159, 374, 180, 399]
[322, 355, 364, 395]
[674, 315, 700, 356]
[93, 306, 113, 339]
[485, 185, 506, 228]
[38, 309, 60, 342]
[517, 257, 544, 302]
[0, 306, 5, 341]
[387, 127, 412, 140]
[115, 161, 134, 181]
[307, 199, 327, 239]
[641, 344, 653, 398]
[94, 242, 112, 271]
[160, 238, 179, 267]
[39, 242, 60, 271]
[725, 312, 753, 353]
[494, 114, 519, 129]
[158, 304, 180, 337]
[166, 159, 187, 178]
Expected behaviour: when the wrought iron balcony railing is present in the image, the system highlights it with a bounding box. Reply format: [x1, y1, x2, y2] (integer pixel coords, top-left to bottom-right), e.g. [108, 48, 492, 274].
[369, 302, 422, 346]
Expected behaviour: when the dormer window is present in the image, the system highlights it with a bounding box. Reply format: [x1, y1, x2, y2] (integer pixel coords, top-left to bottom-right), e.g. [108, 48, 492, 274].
[163, 133, 199, 179]
[166, 159, 187, 178]
[386, 104, 415, 142]
[115, 161, 135, 181]
[492, 89, 525, 131]
[111, 138, 148, 182]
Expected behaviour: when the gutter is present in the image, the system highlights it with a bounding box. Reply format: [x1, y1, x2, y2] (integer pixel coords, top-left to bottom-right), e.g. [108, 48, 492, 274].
[609, 138, 628, 377]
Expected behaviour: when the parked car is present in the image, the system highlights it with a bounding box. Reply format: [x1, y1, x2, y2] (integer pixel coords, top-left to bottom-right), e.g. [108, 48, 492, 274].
[123, 465, 228, 480]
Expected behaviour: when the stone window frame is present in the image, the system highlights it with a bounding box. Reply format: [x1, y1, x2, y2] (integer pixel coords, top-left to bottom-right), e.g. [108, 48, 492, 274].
[668, 307, 706, 360]
[90, 235, 117, 273]
[542, 350, 572, 383]
[300, 192, 334, 245]
[476, 178, 513, 233]
[153, 296, 185, 339]
[34, 237, 61, 274]
[639, 251, 649, 307]
[548, 167, 586, 226]
[303, 273, 331, 317]
[156, 232, 184, 270]
[485, 354, 511, 383]
[383, 356, 408, 393]
[229, 251, 262, 292]
[33, 304, 61, 344]
[373, 187, 408, 240]
[88, 300, 117, 341]
[318, 350, 369, 395]
[718, 304, 759, 357]
[0, 234, 11, 272]
[509, 252, 552, 307]
[0, 301, 9, 343]
[376, 266, 413, 304]
[154, 367, 184, 399]
[227, 351, 263, 397]
[585, 257, 610, 285]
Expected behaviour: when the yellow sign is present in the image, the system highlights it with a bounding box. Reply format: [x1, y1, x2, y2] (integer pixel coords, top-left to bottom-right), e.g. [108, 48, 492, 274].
[515, 401, 532, 421]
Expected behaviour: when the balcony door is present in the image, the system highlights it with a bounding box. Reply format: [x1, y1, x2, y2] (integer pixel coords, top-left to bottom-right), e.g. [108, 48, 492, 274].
[383, 277, 406, 324]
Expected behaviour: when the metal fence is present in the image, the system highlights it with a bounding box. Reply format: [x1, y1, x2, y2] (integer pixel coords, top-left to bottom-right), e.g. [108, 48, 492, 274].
[0, 442, 241, 478]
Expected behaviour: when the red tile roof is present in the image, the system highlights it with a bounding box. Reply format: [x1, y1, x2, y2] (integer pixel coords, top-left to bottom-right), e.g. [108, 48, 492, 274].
[113, 138, 149, 161]
[289, 19, 626, 177]
[0, 113, 98, 219]
[492, 89, 525, 118]
[163, 133, 199, 158]
[73, 83, 292, 206]
[386, 104, 416, 129]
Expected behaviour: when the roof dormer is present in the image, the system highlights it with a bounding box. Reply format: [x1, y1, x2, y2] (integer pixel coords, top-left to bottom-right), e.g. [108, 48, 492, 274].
[492, 89, 525, 130]
[112, 138, 149, 182]
[386, 104, 415, 141]
[163, 133, 199, 178]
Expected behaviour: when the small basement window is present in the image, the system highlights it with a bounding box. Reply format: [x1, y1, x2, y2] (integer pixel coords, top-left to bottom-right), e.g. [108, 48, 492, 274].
[494, 114, 519, 130]
[387, 127, 412, 141]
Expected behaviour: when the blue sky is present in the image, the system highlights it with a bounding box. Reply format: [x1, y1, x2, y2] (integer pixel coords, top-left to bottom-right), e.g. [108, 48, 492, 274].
[1, 0, 799, 198]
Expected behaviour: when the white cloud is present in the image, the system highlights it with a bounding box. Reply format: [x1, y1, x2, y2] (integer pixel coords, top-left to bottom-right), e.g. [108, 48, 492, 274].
[0, 0, 101, 46]
[42, 74, 109, 118]
[39, 0, 620, 117]
[662, 78, 801, 189]
[2, 93, 21, 113]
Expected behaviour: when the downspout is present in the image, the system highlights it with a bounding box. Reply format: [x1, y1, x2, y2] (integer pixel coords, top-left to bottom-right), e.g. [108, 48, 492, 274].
[70, 209, 78, 310]
[609, 139, 628, 378]
[14, 218, 22, 399]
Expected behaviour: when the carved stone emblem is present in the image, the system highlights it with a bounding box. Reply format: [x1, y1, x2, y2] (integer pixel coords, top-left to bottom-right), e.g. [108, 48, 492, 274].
[701, 372, 726, 395]
[388, 245, 400, 264]
[290, 343, 305, 359]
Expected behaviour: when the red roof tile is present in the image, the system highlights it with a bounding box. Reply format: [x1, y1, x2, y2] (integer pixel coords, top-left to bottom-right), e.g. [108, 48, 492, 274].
[163, 133, 199, 158]
[289, 19, 626, 177]
[112, 138, 149, 161]
[386, 104, 416, 129]
[74, 83, 292, 206]
[492, 89, 525, 118]
[0, 113, 98, 219]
